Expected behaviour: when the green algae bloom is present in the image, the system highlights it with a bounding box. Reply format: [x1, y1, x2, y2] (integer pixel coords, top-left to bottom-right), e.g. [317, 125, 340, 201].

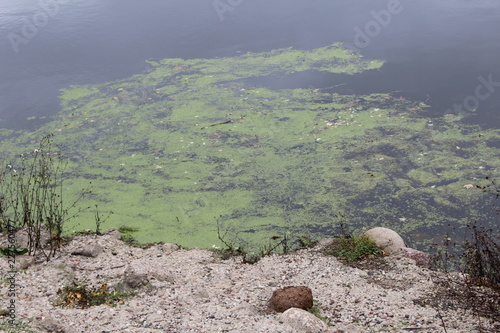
[1, 43, 498, 251]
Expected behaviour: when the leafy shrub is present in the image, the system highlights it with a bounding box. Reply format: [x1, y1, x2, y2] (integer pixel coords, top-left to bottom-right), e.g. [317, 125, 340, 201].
[327, 234, 383, 262]
[0, 134, 89, 260]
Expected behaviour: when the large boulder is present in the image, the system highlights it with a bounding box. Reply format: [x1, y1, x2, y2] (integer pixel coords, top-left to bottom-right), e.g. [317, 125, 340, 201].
[269, 286, 313, 312]
[363, 227, 406, 254]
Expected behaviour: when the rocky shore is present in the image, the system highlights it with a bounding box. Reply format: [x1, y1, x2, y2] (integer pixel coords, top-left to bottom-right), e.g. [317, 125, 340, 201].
[0, 230, 498, 332]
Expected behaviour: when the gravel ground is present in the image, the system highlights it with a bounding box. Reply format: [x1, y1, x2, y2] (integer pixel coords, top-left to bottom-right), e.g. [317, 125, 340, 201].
[0, 232, 498, 332]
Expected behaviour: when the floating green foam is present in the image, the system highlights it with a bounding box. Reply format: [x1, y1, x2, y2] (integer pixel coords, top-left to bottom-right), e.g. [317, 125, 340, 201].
[1, 43, 498, 251]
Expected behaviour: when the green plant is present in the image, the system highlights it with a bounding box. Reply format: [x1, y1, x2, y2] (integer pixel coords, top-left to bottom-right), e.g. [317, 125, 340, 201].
[0, 134, 89, 260]
[257, 233, 291, 257]
[328, 234, 383, 262]
[118, 225, 140, 247]
[0, 246, 28, 257]
[298, 236, 318, 248]
[213, 215, 246, 259]
[307, 300, 332, 326]
[93, 204, 113, 235]
[213, 215, 294, 263]
[54, 280, 132, 308]
[118, 225, 140, 233]
[334, 211, 351, 239]
[0, 320, 36, 333]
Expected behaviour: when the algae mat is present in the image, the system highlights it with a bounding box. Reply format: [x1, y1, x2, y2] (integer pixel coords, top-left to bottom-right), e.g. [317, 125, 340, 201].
[1, 44, 498, 250]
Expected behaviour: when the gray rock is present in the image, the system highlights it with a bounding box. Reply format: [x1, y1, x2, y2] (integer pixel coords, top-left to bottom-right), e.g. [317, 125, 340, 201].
[71, 243, 103, 257]
[363, 227, 406, 254]
[119, 261, 150, 291]
[161, 243, 180, 253]
[233, 304, 258, 316]
[280, 307, 332, 333]
[103, 228, 122, 240]
[314, 238, 336, 251]
[36, 317, 68, 333]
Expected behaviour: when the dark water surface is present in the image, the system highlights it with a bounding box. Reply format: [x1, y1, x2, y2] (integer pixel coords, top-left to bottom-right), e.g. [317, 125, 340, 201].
[1, 0, 499, 129]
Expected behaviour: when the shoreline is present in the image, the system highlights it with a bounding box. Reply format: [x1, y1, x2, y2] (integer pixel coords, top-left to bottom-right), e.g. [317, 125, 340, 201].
[1, 230, 498, 332]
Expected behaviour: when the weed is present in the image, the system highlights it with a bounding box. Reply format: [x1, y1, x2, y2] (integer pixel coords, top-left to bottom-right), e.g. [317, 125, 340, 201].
[427, 177, 500, 331]
[213, 215, 246, 259]
[298, 236, 318, 248]
[327, 234, 383, 262]
[0, 320, 36, 333]
[429, 222, 499, 328]
[71, 229, 95, 236]
[307, 300, 332, 326]
[118, 225, 140, 233]
[0, 246, 28, 257]
[257, 233, 291, 257]
[118, 225, 140, 247]
[54, 280, 132, 308]
[213, 215, 294, 263]
[0, 134, 90, 260]
[93, 204, 113, 235]
[334, 211, 351, 239]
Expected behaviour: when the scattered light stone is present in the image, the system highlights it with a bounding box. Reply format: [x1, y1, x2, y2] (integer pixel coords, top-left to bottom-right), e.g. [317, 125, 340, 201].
[0, 231, 492, 332]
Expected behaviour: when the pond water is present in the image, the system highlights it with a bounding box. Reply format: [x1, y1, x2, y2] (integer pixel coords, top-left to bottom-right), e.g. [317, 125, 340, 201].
[0, 0, 498, 250]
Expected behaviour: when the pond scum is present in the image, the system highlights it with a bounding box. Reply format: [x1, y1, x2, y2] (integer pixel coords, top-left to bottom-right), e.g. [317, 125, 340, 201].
[0, 43, 498, 251]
